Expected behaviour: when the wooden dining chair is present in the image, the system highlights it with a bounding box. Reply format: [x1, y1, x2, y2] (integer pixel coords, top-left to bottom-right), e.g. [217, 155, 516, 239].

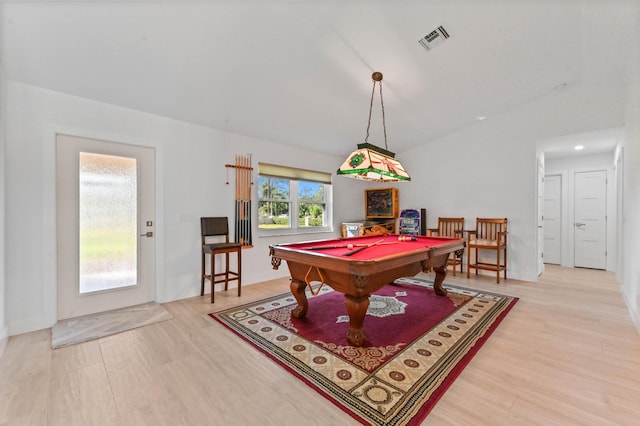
[466, 218, 508, 283]
[201, 217, 242, 303]
[427, 217, 465, 275]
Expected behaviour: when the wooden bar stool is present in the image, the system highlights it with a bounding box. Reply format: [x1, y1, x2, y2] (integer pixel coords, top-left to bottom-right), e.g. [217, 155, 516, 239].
[200, 217, 242, 303]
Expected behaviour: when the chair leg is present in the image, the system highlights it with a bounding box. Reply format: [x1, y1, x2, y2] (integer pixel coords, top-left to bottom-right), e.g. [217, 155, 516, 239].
[201, 251, 206, 296]
[450, 253, 456, 276]
[467, 247, 471, 278]
[224, 252, 230, 291]
[237, 248, 242, 297]
[503, 247, 507, 281]
[496, 247, 501, 284]
[210, 253, 216, 303]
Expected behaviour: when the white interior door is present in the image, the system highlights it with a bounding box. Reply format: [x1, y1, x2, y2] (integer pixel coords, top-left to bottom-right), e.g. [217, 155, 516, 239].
[574, 170, 607, 269]
[544, 174, 562, 264]
[537, 160, 545, 275]
[56, 134, 155, 320]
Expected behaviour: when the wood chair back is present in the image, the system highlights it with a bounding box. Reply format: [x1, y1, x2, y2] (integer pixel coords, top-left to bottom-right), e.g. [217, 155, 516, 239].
[474, 218, 508, 244]
[201, 217, 231, 243]
[433, 217, 465, 238]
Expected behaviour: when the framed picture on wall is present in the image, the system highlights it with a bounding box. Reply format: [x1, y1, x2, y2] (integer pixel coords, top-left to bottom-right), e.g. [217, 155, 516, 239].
[365, 188, 399, 219]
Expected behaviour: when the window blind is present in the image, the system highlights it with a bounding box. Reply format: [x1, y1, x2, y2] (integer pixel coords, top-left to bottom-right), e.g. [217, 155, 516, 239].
[258, 162, 332, 184]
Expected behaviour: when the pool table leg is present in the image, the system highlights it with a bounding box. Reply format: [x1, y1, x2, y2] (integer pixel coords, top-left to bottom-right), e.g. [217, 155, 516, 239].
[289, 279, 309, 319]
[432, 253, 450, 296]
[344, 294, 370, 347]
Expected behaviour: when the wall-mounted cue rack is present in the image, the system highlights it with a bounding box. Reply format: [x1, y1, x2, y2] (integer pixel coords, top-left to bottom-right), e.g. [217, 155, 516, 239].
[225, 154, 253, 247]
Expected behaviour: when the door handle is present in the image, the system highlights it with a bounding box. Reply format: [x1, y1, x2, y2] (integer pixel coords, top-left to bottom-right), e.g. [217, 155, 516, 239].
[575, 223, 585, 227]
[140, 231, 154, 237]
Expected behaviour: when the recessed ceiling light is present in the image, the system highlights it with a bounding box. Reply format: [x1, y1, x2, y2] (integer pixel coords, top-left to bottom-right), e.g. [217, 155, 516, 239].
[476, 116, 486, 121]
[574, 145, 584, 151]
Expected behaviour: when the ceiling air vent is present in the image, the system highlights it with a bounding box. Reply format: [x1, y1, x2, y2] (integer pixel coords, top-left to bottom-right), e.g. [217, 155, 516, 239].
[418, 26, 450, 51]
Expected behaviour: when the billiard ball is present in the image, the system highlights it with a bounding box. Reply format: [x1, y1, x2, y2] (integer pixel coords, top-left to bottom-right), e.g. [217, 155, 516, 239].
[347, 244, 354, 250]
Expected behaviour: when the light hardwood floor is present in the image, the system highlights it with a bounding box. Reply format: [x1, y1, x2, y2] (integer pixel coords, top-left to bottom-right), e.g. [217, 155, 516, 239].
[1, 265, 639, 425]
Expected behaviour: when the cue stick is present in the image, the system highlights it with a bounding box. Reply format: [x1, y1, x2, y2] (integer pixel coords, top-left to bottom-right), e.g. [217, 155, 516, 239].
[239, 157, 242, 245]
[343, 239, 385, 256]
[305, 241, 399, 250]
[235, 155, 240, 243]
[306, 244, 365, 250]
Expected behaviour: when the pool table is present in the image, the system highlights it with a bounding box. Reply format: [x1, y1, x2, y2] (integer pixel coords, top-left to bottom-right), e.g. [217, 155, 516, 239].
[269, 234, 465, 347]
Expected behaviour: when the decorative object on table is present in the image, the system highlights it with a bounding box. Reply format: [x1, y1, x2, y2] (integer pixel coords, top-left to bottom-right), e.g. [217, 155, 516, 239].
[209, 277, 517, 425]
[341, 222, 364, 237]
[200, 217, 242, 303]
[341, 219, 396, 237]
[467, 217, 508, 283]
[363, 224, 393, 236]
[337, 72, 411, 182]
[399, 209, 421, 236]
[428, 217, 466, 275]
[225, 154, 253, 247]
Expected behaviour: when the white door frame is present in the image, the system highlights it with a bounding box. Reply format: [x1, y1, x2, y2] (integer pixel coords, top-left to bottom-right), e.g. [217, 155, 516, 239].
[56, 134, 156, 319]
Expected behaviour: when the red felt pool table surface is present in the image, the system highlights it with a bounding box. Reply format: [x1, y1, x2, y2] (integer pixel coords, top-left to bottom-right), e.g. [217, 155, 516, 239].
[269, 234, 465, 346]
[278, 234, 460, 260]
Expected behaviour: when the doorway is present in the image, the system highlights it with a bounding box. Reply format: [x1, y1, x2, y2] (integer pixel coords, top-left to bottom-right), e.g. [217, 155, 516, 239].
[574, 170, 607, 270]
[537, 159, 545, 275]
[56, 134, 156, 320]
[543, 174, 562, 264]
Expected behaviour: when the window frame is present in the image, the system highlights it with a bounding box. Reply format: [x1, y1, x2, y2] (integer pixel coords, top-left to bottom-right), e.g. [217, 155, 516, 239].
[257, 164, 333, 237]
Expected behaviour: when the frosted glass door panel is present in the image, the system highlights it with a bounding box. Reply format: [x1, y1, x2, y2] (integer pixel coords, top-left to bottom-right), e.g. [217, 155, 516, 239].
[79, 152, 137, 293]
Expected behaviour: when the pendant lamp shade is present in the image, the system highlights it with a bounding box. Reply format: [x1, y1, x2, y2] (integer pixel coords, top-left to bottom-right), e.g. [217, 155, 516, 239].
[337, 72, 411, 182]
[337, 143, 411, 182]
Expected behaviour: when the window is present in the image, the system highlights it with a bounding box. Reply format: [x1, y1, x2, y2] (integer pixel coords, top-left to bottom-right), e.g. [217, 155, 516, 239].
[258, 163, 333, 235]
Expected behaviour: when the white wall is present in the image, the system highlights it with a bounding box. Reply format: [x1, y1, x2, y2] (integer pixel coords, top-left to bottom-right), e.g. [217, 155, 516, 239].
[545, 152, 617, 271]
[619, 5, 640, 332]
[4, 69, 635, 335]
[4, 81, 362, 335]
[0, 56, 7, 358]
[401, 122, 538, 282]
[400, 74, 627, 283]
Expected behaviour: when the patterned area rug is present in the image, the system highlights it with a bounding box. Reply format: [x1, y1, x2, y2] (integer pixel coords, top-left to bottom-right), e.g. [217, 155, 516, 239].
[210, 277, 518, 425]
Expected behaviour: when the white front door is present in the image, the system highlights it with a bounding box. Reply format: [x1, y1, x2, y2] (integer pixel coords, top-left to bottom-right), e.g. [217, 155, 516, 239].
[56, 134, 156, 320]
[544, 174, 562, 264]
[574, 170, 607, 270]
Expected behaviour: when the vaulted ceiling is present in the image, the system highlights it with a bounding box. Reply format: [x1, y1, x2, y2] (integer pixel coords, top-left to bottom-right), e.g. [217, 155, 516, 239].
[2, 1, 637, 158]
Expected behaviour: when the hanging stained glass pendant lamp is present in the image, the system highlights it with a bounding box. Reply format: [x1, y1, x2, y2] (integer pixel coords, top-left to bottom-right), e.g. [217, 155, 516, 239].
[337, 72, 411, 182]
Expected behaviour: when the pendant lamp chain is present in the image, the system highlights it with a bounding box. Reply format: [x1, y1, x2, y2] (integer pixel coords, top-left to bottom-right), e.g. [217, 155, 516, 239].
[364, 72, 388, 151]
